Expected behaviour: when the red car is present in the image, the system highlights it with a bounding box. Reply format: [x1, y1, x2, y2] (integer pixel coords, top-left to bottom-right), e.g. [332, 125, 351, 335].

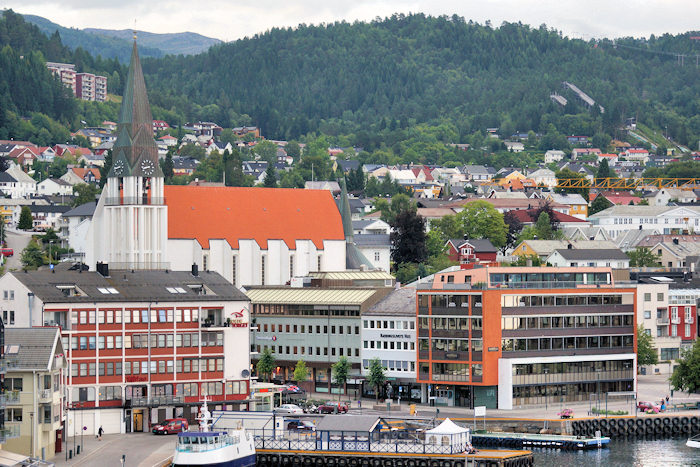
[319, 402, 349, 414]
[152, 418, 188, 434]
[637, 401, 660, 413]
[1, 248, 13, 257]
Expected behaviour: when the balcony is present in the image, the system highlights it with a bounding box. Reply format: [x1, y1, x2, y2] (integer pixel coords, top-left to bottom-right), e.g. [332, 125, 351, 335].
[0, 425, 21, 443]
[671, 318, 681, 324]
[656, 318, 670, 325]
[39, 389, 53, 402]
[130, 395, 184, 407]
[0, 391, 20, 407]
[105, 197, 166, 206]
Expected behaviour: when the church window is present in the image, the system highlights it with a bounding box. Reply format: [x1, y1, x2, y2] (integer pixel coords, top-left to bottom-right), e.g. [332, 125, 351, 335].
[203, 255, 208, 271]
[289, 255, 294, 279]
[261, 256, 266, 285]
[317, 255, 322, 271]
[232, 256, 237, 287]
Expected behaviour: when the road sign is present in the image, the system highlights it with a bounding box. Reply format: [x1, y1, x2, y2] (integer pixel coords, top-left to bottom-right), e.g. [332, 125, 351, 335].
[474, 406, 486, 417]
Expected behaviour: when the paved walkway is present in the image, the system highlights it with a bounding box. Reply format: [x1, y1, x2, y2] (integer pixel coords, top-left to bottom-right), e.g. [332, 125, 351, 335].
[53, 433, 175, 467]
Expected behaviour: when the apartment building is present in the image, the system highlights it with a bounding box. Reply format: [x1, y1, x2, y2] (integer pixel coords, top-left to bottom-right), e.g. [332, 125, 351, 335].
[589, 206, 700, 239]
[416, 267, 637, 410]
[0, 267, 251, 435]
[46, 62, 76, 95]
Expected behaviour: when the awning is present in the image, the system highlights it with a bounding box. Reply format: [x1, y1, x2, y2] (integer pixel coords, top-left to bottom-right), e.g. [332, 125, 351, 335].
[0, 450, 29, 467]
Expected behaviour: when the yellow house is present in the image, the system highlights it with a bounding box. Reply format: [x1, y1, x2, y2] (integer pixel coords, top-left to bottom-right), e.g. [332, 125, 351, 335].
[545, 193, 589, 219]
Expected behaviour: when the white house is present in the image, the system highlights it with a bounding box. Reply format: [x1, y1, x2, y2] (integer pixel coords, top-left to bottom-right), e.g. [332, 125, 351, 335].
[527, 168, 557, 188]
[0, 163, 37, 198]
[589, 205, 700, 239]
[545, 247, 630, 268]
[37, 178, 73, 196]
[504, 141, 525, 152]
[645, 188, 698, 206]
[544, 150, 566, 163]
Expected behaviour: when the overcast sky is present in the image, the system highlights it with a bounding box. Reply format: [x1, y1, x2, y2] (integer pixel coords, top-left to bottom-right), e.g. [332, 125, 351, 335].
[6, 1, 700, 42]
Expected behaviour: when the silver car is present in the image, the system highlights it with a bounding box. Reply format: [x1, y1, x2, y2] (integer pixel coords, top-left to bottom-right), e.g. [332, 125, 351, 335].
[275, 404, 304, 414]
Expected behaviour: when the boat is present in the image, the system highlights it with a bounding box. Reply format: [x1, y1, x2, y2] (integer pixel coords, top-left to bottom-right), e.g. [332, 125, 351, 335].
[172, 396, 256, 467]
[687, 434, 700, 449]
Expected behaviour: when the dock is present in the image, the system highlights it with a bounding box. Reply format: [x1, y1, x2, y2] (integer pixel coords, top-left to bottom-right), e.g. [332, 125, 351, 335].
[471, 432, 609, 450]
[256, 449, 533, 467]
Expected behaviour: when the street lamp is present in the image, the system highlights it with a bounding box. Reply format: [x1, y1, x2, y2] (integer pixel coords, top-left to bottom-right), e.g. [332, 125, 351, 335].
[49, 240, 55, 266]
[543, 368, 549, 415]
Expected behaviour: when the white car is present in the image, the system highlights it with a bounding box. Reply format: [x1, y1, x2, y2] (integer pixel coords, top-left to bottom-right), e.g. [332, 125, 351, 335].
[275, 404, 304, 414]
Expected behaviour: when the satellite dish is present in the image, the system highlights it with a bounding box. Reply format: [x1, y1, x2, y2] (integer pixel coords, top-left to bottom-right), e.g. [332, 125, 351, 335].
[241, 369, 250, 378]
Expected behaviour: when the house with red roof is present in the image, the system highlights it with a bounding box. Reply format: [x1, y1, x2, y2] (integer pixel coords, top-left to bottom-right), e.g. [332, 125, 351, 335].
[623, 148, 650, 163]
[152, 120, 170, 132]
[597, 153, 619, 164]
[508, 208, 590, 228]
[592, 191, 642, 206]
[60, 167, 101, 186]
[7, 146, 38, 167]
[165, 186, 347, 287]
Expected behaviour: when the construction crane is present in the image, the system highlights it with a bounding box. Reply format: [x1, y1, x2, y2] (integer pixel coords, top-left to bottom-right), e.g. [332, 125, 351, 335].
[556, 178, 700, 190]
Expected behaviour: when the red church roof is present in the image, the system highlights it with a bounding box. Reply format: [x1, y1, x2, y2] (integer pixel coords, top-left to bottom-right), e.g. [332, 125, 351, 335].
[165, 186, 345, 249]
[509, 208, 587, 224]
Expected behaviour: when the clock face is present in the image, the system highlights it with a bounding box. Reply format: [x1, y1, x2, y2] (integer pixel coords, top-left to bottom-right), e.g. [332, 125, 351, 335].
[113, 160, 124, 176]
[140, 159, 155, 175]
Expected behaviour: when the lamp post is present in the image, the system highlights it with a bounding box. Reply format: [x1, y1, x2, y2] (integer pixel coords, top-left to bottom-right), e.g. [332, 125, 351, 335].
[543, 368, 549, 416]
[49, 240, 54, 266]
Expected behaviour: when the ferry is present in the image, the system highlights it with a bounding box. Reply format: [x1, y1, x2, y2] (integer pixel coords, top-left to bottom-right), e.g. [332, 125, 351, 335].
[687, 434, 700, 449]
[172, 396, 256, 467]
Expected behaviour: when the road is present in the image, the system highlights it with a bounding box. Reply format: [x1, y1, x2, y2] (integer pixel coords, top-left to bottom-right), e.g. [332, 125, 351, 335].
[3, 228, 32, 271]
[53, 433, 175, 467]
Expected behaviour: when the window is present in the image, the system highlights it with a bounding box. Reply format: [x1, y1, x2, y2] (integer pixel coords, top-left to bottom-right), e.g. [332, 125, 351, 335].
[644, 293, 651, 302]
[374, 252, 380, 262]
[317, 255, 322, 271]
[289, 255, 294, 279]
[203, 255, 208, 271]
[658, 293, 664, 301]
[686, 324, 691, 337]
[232, 255, 237, 286]
[5, 408, 22, 422]
[261, 256, 265, 285]
[644, 310, 651, 319]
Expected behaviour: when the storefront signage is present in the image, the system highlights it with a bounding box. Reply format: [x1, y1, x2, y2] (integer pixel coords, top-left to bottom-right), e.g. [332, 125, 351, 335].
[488, 347, 499, 352]
[380, 333, 411, 339]
[126, 375, 147, 382]
[257, 336, 277, 341]
[445, 352, 459, 359]
[229, 309, 248, 327]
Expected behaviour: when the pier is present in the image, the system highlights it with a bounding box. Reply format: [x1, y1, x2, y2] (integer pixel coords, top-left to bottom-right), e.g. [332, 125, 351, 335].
[470, 432, 609, 450]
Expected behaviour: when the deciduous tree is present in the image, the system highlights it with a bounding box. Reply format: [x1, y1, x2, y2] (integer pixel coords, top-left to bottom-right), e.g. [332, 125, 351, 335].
[256, 348, 276, 383]
[637, 325, 659, 368]
[627, 247, 661, 267]
[671, 338, 700, 393]
[367, 358, 386, 403]
[293, 360, 308, 382]
[332, 356, 350, 401]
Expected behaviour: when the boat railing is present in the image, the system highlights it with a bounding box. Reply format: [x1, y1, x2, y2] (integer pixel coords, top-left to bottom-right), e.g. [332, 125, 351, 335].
[176, 434, 239, 452]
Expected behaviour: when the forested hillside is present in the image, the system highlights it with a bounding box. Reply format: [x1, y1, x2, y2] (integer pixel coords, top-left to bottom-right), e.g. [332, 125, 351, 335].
[84, 28, 220, 56]
[141, 14, 700, 148]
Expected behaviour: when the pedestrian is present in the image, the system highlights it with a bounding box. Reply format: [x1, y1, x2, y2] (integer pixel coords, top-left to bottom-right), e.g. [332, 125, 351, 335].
[666, 394, 670, 404]
[97, 426, 104, 441]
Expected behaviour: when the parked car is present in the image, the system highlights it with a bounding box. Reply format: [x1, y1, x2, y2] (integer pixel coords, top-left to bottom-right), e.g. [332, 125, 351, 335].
[319, 401, 349, 414]
[637, 401, 660, 413]
[557, 408, 574, 419]
[152, 418, 188, 434]
[275, 404, 304, 414]
[1, 248, 13, 257]
[287, 420, 316, 432]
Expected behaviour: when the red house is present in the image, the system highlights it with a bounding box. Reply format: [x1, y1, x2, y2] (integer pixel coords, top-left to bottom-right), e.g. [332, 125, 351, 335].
[446, 238, 498, 268]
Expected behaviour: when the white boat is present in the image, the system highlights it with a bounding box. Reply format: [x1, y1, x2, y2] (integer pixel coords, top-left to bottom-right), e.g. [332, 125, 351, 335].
[687, 434, 700, 449]
[172, 396, 256, 467]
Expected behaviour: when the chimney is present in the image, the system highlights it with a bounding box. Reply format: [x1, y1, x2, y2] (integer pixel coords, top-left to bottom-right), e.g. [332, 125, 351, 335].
[96, 262, 109, 277]
[192, 263, 199, 277]
[567, 243, 573, 249]
[639, 225, 642, 230]
[673, 238, 679, 245]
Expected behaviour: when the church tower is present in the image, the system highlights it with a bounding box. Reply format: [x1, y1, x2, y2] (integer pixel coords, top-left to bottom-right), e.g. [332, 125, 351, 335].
[87, 38, 167, 269]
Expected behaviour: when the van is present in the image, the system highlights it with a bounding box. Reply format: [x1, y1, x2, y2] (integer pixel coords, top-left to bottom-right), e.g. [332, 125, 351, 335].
[152, 418, 189, 435]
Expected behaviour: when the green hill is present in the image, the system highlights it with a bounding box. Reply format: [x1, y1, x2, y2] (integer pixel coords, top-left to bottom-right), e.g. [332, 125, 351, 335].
[140, 14, 700, 148]
[21, 13, 165, 61]
[84, 28, 221, 56]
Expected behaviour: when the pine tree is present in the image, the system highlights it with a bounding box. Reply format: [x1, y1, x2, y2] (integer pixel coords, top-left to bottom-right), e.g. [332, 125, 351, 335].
[18, 205, 32, 230]
[263, 163, 277, 188]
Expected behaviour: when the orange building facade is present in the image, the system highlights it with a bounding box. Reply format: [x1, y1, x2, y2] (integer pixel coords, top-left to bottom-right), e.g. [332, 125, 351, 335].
[417, 267, 637, 409]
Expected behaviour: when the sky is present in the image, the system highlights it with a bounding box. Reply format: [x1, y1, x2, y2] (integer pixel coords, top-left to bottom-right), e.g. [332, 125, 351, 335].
[6, 0, 700, 42]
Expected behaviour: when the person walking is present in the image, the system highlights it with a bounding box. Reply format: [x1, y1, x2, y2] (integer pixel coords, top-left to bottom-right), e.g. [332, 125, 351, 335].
[97, 426, 104, 441]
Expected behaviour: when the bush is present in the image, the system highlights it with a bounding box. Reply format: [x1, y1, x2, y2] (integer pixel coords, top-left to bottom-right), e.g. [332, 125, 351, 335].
[591, 407, 628, 415]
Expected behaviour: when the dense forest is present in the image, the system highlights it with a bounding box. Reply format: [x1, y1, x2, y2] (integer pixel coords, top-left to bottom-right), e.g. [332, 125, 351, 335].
[139, 14, 700, 149]
[1, 11, 700, 161]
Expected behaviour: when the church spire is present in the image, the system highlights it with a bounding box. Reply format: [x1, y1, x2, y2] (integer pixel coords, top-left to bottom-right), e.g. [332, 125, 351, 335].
[109, 39, 163, 178]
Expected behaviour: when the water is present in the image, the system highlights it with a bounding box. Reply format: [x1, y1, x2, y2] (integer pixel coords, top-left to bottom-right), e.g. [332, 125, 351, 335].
[530, 438, 700, 466]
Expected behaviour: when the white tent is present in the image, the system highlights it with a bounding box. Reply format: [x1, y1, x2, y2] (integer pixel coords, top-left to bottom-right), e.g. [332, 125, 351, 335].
[425, 418, 470, 447]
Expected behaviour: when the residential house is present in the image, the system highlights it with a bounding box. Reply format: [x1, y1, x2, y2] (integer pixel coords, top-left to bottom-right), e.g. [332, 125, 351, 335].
[504, 141, 524, 152]
[37, 178, 73, 197]
[386, 169, 417, 185]
[571, 148, 601, 159]
[597, 153, 619, 165]
[545, 193, 589, 219]
[2, 164, 37, 198]
[172, 156, 199, 176]
[558, 162, 595, 180]
[561, 226, 610, 242]
[242, 161, 268, 184]
[158, 135, 178, 147]
[445, 238, 498, 267]
[336, 159, 361, 173]
[102, 121, 117, 131]
[7, 147, 38, 167]
[355, 234, 391, 272]
[1, 327, 66, 459]
[566, 135, 590, 145]
[0, 199, 49, 226]
[544, 150, 566, 164]
[593, 192, 642, 206]
[352, 219, 390, 236]
[450, 198, 570, 216]
[512, 239, 617, 261]
[545, 247, 630, 268]
[60, 168, 101, 187]
[186, 122, 222, 138]
[60, 201, 96, 252]
[644, 188, 698, 206]
[462, 165, 494, 182]
[614, 229, 661, 252]
[488, 190, 529, 199]
[28, 204, 72, 230]
[36, 146, 57, 163]
[152, 120, 170, 132]
[527, 168, 557, 188]
[232, 126, 260, 138]
[623, 148, 650, 164]
[79, 152, 106, 168]
[206, 141, 233, 156]
[507, 208, 589, 229]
